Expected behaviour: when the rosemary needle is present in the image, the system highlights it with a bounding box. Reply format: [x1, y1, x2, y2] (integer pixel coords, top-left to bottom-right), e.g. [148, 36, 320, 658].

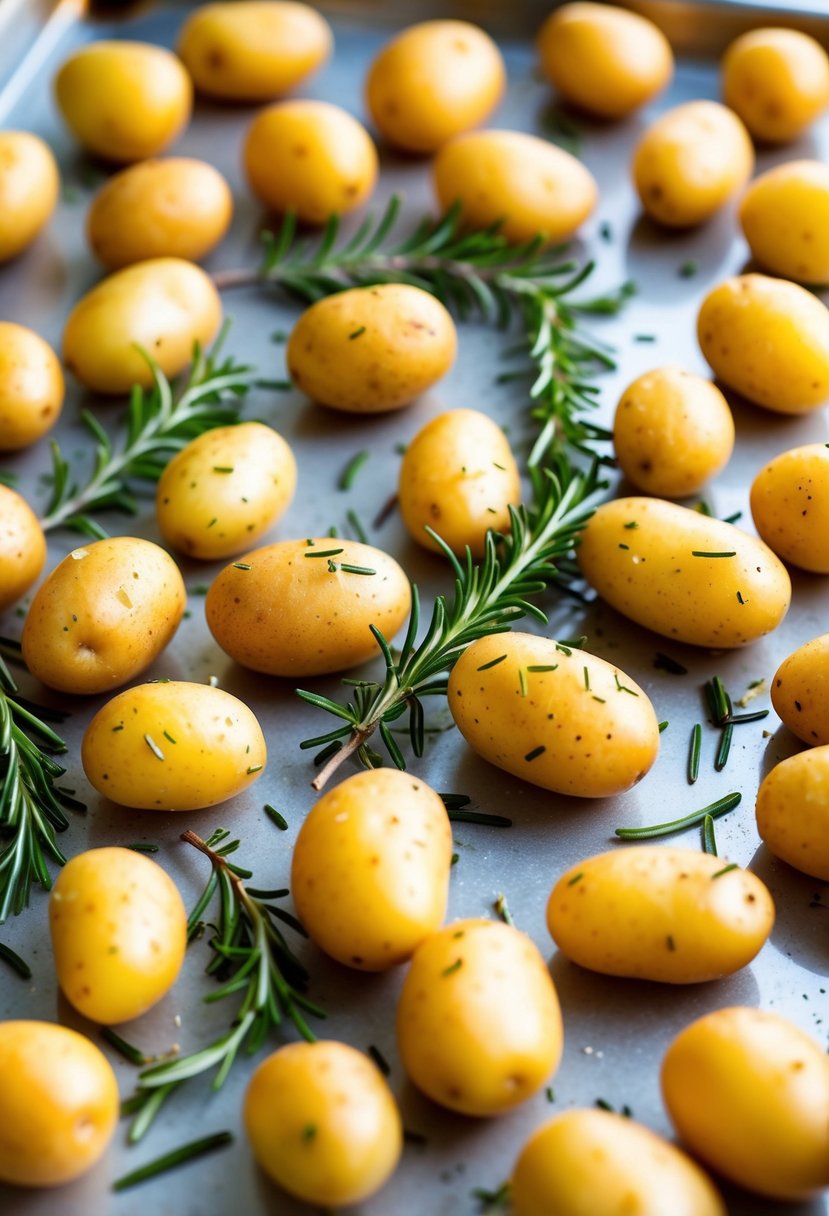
[715, 723, 734, 771]
[447, 810, 512, 828]
[688, 723, 702, 784]
[0, 941, 31, 979]
[339, 449, 369, 491]
[112, 1131, 233, 1192]
[701, 814, 718, 856]
[101, 1028, 149, 1066]
[615, 792, 741, 840]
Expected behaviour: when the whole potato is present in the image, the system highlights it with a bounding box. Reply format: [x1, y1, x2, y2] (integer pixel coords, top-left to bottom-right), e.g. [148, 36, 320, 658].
[632, 100, 753, 227]
[365, 20, 505, 153]
[433, 129, 597, 245]
[0, 484, 46, 610]
[0, 322, 63, 450]
[0, 131, 58, 263]
[22, 536, 186, 695]
[771, 633, 829, 745]
[287, 284, 456, 413]
[63, 257, 222, 394]
[750, 443, 829, 573]
[662, 1007, 829, 1200]
[54, 41, 192, 162]
[740, 161, 829, 284]
[178, 1, 332, 101]
[757, 747, 829, 881]
[81, 680, 267, 810]
[722, 28, 829, 144]
[577, 496, 791, 648]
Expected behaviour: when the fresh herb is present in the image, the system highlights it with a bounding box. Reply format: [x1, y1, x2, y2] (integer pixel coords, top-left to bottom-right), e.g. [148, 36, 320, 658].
[304, 547, 343, 559]
[688, 723, 702, 784]
[102, 1028, 150, 1066]
[691, 551, 736, 558]
[701, 813, 718, 856]
[654, 652, 687, 675]
[0, 940, 31, 978]
[126, 842, 160, 854]
[471, 1181, 511, 1212]
[442, 958, 463, 977]
[678, 261, 698, 278]
[264, 804, 288, 831]
[615, 792, 741, 840]
[567, 872, 584, 886]
[524, 745, 546, 762]
[494, 893, 514, 925]
[715, 722, 734, 771]
[658, 720, 668, 733]
[348, 325, 367, 340]
[338, 449, 370, 491]
[712, 862, 738, 879]
[345, 508, 369, 543]
[231, 562, 251, 571]
[144, 734, 165, 762]
[477, 654, 507, 672]
[367, 1044, 390, 1075]
[446, 809, 512, 828]
[112, 1132, 233, 1192]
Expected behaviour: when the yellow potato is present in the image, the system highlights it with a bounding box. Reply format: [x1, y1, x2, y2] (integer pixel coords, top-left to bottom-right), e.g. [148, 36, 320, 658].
[365, 20, 505, 153]
[22, 536, 186, 695]
[156, 422, 296, 559]
[291, 768, 452, 971]
[178, 1, 332, 101]
[286, 284, 456, 413]
[396, 918, 563, 1116]
[433, 130, 597, 245]
[740, 161, 829, 285]
[87, 157, 233, 270]
[54, 41, 192, 162]
[50, 847, 187, 1023]
[548, 847, 774, 983]
[0, 322, 63, 450]
[0, 131, 59, 263]
[244, 100, 377, 224]
[577, 496, 791, 648]
[632, 100, 753, 227]
[771, 633, 829, 745]
[398, 409, 521, 555]
[511, 1108, 726, 1216]
[750, 444, 829, 573]
[613, 367, 734, 498]
[63, 257, 222, 394]
[448, 632, 660, 798]
[0, 484, 46, 610]
[82, 680, 266, 811]
[206, 538, 411, 677]
[722, 28, 829, 144]
[757, 747, 829, 881]
[662, 1007, 829, 1200]
[537, 3, 673, 119]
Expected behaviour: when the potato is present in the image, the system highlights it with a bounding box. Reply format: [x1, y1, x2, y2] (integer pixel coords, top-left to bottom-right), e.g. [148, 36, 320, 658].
[0, 1021, 118, 1187]
[396, 918, 563, 1116]
[0, 131, 59, 263]
[0, 484, 46, 611]
[448, 633, 660, 798]
[511, 1108, 726, 1216]
[632, 100, 753, 227]
[739, 161, 829, 285]
[0, 322, 63, 450]
[398, 409, 521, 555]
[698, 274, 829, 415]
[286, 284, 456, 413]
[244, 100, 377, 224]
[50, 846, 187, 1023]
[206, 538, 411, 677]
[87, 157, 233, 270]
[548, 847, 774, 983]
[81, 680, 266, 810]
[613, 368, 734, 498]
[756, 747, 829, 881]
[291, 768, 452, 971]
[244, 1041, 402, 1207]
[771, 633, 829, 745]
[577, 496, 791, 648]
[156, 422, 296, 559]
[662, 1006, 829, 1200]
[54, 41, 192, 163]
[750, 444, 829, 573]
[722, 28, 829, 144]
[433, 130, 597, 245]
[365, 20, 505, 153]
[63, 257, 222, 394]
[537, 3, 673, 120]
[178, 1, 332, 102]
[22, 536, 185, 695]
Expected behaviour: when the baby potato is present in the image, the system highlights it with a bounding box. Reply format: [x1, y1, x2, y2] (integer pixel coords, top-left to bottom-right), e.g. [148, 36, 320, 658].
[156, 422, 296, 559]
[22, 536, 185, 695]
[577, 496, 791, 648]
[206, 538, 411, 677]
[244, 1041, 402, 1207]
[632, 100, 753, 227]
[81, 680, 266, 810]
[49, 846, 187, 1024]
[0, 322, 63, 450]
[740, 161, 829, 285]
[698, 274, 829, 414]
[537, 3, 673, 120]
[87, 157, 233, 270]
[448, 632, 660, 798]
[291, 768, 452, 971]
[63, 257, 222, 394]
[613, 367, 734, 498]
[398, 409, 521, 555]
[396, 918, 563, 1117]
[178, 1, 332, 102]
[365, 20, 505, 153]
[0, 484, 46, 610]
[54, 41, 192, 162]
[662, 1006, 829, 1200]
[0, 131, 59, 263]
[750, 443, 829, 573]
[722, 28, 829, 144]
[433, 130, 597, 245]
[771, 633, 829, 745]
[287, 284, 456, 413]
[757, 746, 829, 881]
[511, 1108, 726, 1216]
[0, 1021, 118, 1187]
[548, 847, 774, 983]
[244, 100, 377, 224]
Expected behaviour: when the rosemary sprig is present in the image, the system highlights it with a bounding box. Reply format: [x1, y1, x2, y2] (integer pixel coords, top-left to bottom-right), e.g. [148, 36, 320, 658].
[113, 1131, 233, 1192]
[615, 792, 741, 841]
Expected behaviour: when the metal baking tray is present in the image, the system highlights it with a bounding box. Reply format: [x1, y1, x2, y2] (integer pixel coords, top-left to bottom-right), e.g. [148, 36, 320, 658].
[1, 2, 828, 1214]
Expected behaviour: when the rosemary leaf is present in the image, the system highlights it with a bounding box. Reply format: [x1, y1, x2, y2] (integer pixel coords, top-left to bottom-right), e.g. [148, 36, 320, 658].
[615, 793, 741, 840]
[112, 1131, 233, 1191]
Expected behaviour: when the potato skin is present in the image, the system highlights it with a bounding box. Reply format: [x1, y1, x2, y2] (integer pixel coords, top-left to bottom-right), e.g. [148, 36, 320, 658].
[771, 634, 829, 746]
[756, 747, 829, 881]
[0, 131, 58, 263]
[739, 161, 829, 285]
[722, 28, 829, 144]
[577, 496, 791, 648]
[0, 323, 63, 450]
[0, 484, 46, 611]
[662, 1007, 829, 1200]
[750, 443, 829, 573]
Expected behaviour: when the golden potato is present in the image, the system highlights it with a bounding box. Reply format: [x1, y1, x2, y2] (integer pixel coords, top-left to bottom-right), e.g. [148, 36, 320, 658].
[0, 131, 58, 263]
[757, 746, 829, 881]
[0, 484, 46, 611]
[740, 161, 829, 284]
[750, 443, 829, 572]
[771, 633, 829, 746]
[0, 323, 63, 450]
[722, 28, 829, 144]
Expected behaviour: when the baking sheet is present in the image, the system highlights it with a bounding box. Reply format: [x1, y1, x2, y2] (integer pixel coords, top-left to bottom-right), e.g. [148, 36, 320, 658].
[1, 2, 828, 1214]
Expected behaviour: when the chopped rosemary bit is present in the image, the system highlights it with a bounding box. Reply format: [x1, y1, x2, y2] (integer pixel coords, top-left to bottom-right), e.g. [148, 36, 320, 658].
[367, 1044, 390, 1075]
[715, 722, 734, 771]
[583, 665, 590, 691]
[212, 466, 233, 474]
[477, 654, 507, 672]
[143, 734, 165, 762]
[691, 551, 736, 558]
[472, 1181, 511, 1212]
[658, 720, 668, 732]
[439, 793, 471, 810]
[246, 764, 263, 775]
[678, 260, 698, 278]
[526, 664, 558, 673]
[634, 333, 656, 342]
[348, 325, 367, 340]
[190, 584, 209, 595]
[518, 668, 529, 697]
[346, 508, 369, 544]
[102, 1027, 149, 1066]
[112, 1131, 233, 1192]
[712, 862, 738, 879]
[494, 893, 514, 925]
[701, 813, 718, 856]
[688, 723, 702, 784]
[615, 792, 741, 840]
[442, 958, 463, 977]
[264, 804, 288, 831]
[338, 449, 369, 490]
[446, 810, 512, 828]
[567, 872, 584, 886]
[654, 652, 687, 675]
[333, 563, 376, 576]
[232, 562, 252, 571]
[524, 745, 546, 762]
[0, 941, 31, 978]
[163, 730, 177, 744]
[613, 673, 638, 696]
[304, 547, 344, 559]
[545, 1086, 556, 1102]
[126, 842, 160, 854]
